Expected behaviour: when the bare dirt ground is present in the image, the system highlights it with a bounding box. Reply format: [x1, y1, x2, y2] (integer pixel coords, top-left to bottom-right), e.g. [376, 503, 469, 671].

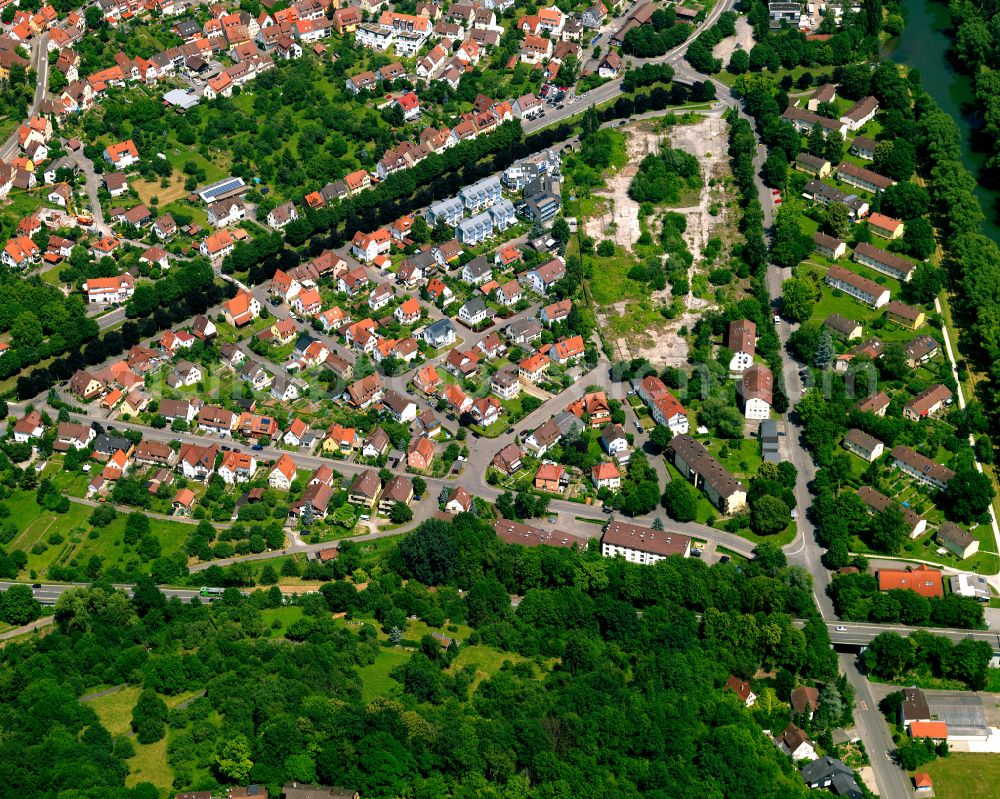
[133, 173, 189, 207]
[583, 123, 661, 250]
[712, 16, 755, 68]
[626, 115, 733, 367]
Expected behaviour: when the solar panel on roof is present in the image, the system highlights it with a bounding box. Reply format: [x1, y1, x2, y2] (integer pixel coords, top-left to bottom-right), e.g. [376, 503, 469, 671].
[199, 178, 246, 200]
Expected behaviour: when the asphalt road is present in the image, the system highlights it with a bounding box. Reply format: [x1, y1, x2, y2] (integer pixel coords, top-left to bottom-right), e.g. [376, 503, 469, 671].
[522, 0, 734, 136]
[0, 34, 49, 161]
[0, 580, 209, 605]
[839, 653, 913, 799]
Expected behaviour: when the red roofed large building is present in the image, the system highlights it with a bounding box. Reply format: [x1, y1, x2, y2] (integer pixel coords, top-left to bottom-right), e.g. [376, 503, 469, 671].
[878, 565, 943, 598]
[84, 273, 134, 305]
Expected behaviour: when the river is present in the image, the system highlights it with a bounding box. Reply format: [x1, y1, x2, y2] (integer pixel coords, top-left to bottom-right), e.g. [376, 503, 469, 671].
[885, 0, 1000, 242]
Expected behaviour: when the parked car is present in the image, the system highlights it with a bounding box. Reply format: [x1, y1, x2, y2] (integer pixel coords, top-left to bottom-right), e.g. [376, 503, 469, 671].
[251, 444, 263, 451]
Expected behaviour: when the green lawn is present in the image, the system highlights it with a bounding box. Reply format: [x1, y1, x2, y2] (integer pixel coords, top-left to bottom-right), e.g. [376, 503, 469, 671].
[357, 647, 410, 702]
[260, 606, 305, 637]
[84, 684, 196, 788]
[915, 754, 1000, 799]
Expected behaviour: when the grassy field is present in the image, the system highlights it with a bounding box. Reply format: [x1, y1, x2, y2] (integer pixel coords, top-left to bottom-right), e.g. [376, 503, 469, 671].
[446, 645, 528, 690]
[915, 753, 1000, 799]
[357, 647, 410, 702]
[6, 489, 192, 579]
[587, 244, 647, 306]
[86, 685, 202, 789]
[86, 686, 143, 736]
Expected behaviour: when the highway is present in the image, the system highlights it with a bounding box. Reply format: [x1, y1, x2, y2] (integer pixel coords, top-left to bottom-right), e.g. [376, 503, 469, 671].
[0, 581, 209, 605]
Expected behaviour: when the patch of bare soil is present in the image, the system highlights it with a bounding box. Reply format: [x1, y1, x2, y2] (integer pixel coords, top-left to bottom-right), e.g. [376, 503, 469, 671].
[583, 123, 661, 251]
[712, 16, 755, 68]
[627, 115, 733, 367]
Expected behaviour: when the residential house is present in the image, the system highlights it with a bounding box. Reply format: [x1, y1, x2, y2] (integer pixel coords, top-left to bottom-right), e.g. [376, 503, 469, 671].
[791, 686, 821, 719]
[885, 300, 925, 330]
[669, 435, 747, 514]
[795, 152, 831, 177]
[905, 335, 940, 368]
[407, 436, 435, 470]
[104, 139, 139, 168]
[725, 676, 758, 707]
[84, 274, 134, 305]
[534, 462, 565, 492]
[813, 232, 846, 260]
[178, 442, 220, 480]
[878, 565, 943, 599]
[903, 384, 952, 421]
[853, 242, 913, 282]
[521, 258, 566, 295]
[197, 405, 236, 435]
[891, 445, 955, 490]
[938, 521, 979, 560]
[69, 369, 104, 399]
[269, 454, 297, 490]
[323, 423, 359, 456]
[740, 364, 773, 420]
[492, 442, 523, 475]
[843, 428, 884, 462]
[727, 318, 756, 372]
[519, 352, 549, 383]
[361, 427, 391, 460]
[840, 96, 879, 131]
[414, 364, 442, 394]
[459, 296, 492, 327]
[54, 421, 94, 451]
[223, 289, 260, 327]
[601, 423, 630, 463]
[776, 724, 817, 761]
[348, 469, 382, 508]
[379, 475, 414, 512]
[592, 461, 622, 491]
[837, 162, 893, 193]
[383, 390, 418, 423]
[470, 396, 502, 426]
[12, 410, 44, 443]
[347, 373, 384, 408]
[799, 758, 864, 799]
[422, 318, 456, 348]
[824, 313, 862, 341]
[825, 265, 890, 308]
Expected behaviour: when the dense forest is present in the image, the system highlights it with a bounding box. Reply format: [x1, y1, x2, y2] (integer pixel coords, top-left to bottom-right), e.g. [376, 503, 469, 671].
[0, 515, 841, 799]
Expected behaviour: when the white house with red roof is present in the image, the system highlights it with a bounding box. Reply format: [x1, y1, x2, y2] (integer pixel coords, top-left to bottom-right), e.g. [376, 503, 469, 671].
[351, 228, 392, 262]
[395, 91, 421, 121]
